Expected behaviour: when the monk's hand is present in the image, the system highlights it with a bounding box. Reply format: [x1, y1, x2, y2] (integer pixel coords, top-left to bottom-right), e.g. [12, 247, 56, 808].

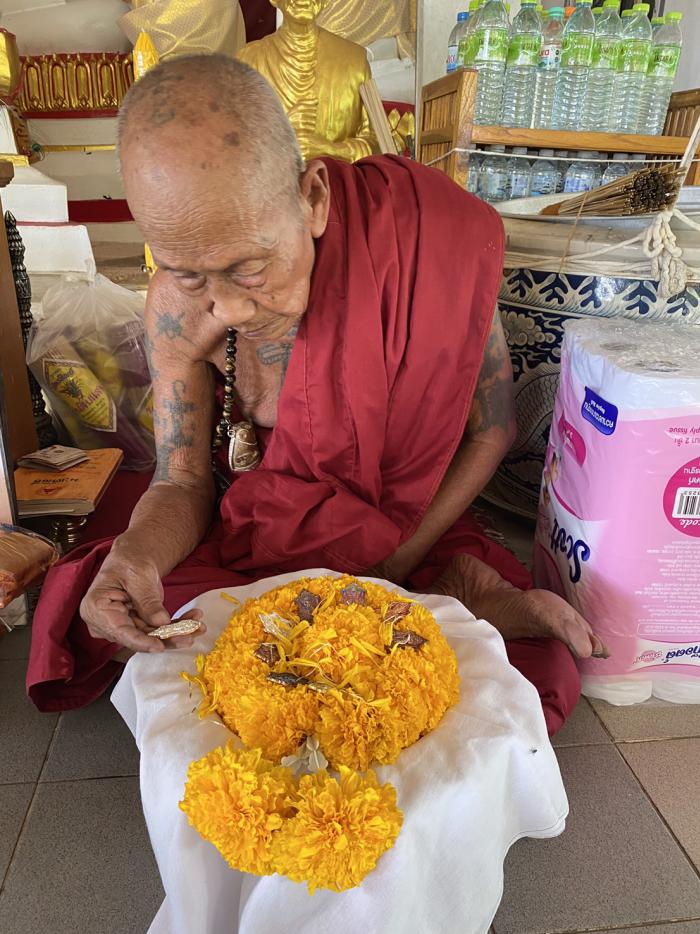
[80, 554, 205, 654]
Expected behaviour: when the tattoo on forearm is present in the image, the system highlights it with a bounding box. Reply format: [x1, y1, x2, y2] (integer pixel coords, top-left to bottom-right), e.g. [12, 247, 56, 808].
[153, 379, 196, 480]
[468, 320, 515, 437]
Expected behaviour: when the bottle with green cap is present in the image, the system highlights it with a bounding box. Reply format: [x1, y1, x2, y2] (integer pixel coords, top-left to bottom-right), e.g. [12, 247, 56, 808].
[581, 0, 621, 132]
[641, 11, 683, 135]
[502, 0, 542, 127]
[609, 2, 653, 133]
[651, 16, 665, 37]
[551, 0, 596, 131]
[457, 0, 483, 66]
[531, 6, 565, 128]
[471, 0, 510, 125]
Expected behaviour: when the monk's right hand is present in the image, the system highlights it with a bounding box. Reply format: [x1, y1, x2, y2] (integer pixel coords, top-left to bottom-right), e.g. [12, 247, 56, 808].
[79, 555, 204, 654]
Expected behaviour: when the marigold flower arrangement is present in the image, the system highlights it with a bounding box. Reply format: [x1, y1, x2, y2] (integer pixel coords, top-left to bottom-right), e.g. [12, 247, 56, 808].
[180, 574, 460, 893]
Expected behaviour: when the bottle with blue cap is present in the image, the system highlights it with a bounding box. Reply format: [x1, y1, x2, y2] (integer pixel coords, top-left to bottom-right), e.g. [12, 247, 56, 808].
[446, 11, 470, 73]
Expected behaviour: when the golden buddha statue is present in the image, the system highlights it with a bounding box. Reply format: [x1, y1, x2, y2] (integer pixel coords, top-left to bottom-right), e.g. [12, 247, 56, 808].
[237, 0, 375, 163]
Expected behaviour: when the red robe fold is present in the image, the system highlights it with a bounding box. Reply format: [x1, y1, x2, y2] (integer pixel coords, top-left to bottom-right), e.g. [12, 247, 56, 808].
[27, 156, 579, 731]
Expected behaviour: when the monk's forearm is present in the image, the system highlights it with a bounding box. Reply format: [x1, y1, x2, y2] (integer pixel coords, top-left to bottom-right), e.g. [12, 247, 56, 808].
[108, 479, 215, 578]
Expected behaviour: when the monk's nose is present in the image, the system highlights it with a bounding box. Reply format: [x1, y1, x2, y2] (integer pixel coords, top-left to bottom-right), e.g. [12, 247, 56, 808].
[208, 281, 257, 328]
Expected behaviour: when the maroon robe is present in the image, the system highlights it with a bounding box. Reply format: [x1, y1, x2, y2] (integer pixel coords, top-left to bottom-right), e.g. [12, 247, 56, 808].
[27, 156, 580, 732]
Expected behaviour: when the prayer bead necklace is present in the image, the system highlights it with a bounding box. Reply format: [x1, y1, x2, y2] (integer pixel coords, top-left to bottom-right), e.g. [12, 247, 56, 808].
[211, 327, 262, 473]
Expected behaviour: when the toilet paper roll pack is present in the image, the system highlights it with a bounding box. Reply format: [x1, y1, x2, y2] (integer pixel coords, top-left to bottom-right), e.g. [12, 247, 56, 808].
[533, 318, 700, 705]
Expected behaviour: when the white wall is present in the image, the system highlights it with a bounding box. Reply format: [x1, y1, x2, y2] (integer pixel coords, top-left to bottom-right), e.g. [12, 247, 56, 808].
[668, 0, 700, 91]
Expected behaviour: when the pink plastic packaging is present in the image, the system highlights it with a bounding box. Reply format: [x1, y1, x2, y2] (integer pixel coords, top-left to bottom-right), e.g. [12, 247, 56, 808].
[534, 318, 700, 705]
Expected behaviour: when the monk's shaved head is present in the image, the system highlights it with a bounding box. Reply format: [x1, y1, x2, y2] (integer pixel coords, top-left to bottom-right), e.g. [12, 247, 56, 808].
[118, 54, 305, 223]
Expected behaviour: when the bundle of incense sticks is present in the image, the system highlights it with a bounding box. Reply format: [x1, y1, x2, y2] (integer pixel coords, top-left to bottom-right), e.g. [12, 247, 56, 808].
[359, 79, 398, 156]
[541, 163, 686, 217]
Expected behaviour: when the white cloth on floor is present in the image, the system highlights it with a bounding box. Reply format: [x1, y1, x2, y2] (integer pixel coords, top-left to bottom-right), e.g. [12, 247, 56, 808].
[112, 569, 568, 934]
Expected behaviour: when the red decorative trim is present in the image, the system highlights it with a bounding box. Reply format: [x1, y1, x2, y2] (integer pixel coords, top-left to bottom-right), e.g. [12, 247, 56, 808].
[68, 199, 133, 223]
[382, 100, 415, 116]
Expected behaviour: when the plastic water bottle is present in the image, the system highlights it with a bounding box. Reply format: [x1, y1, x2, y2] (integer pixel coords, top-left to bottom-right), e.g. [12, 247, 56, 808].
[564, 150, 602, 193]
[531, 7, 564, 128]
[479, 145, 511, 202]
[473, 0, 510, 124]
[502, 1, 542, 128]
[640, 12, 683, 136]
[651, 15, 664, 38]
[467, 151, 482, 194]
[552, 0, 595, 131]
[447, 12, 470, 73]
[627, 151, 646, 173]
[602, 152, 630, 184]
[609, 3, 653, 133]
[553, 150, 569, 191]
[581, 0, 621, 132]
[508, 147, 532, 199]
[458, 0, 483, 65]
[530, 149, 558, 196]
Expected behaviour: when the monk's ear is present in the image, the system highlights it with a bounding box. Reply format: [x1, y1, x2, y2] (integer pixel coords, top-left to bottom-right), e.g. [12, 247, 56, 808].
[299, 160, 330, 239]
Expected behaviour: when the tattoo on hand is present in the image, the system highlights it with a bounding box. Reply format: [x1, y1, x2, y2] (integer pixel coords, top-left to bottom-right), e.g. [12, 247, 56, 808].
[156, 311, 187, 341]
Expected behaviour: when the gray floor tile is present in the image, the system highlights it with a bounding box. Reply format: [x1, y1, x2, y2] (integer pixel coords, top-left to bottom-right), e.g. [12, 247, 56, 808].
[0, 777, 163, 934]
[0, 624, 32, 661]
[595, 924, 700, 933]
[0, 784, 33, 881]
[0, 660, 58, 783]
[552, 697, 611, 747]
[41, 694, 139, 782]
[590, 697, 700, 742]
[493, 745, 700, 934]
[621, 738, 700, 871]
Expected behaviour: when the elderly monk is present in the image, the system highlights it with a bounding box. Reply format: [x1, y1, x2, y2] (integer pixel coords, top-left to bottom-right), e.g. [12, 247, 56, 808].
[27, 55, 602, 732]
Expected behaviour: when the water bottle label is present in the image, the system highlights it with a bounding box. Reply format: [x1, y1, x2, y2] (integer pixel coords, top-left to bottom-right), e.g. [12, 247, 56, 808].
[506, 34, 541, 66]
[592, 36, 620, 70]
[561, 33, 594, 68]
[474, 27, 509, 64]
[447, 45, 458, 71]
[511, 174, 530, 198]
[538, 42, 561, 70]
[648, 45, 681, 78]
[564, 177, 593, 193]
[619, 40, 651, 74]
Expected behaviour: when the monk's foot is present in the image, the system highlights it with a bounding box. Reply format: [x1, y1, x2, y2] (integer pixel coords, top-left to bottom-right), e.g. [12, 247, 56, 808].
[431, 554, 608, 660]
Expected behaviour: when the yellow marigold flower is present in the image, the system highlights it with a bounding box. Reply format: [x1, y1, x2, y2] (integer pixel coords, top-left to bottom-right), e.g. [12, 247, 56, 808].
[179, 743, 295, 876]
[271, 768, 403, 893]
[184, 575, 460, 771]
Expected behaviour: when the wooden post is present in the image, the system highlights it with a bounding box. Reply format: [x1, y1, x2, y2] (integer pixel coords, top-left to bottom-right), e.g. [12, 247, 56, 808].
[0, 161, 38, 465]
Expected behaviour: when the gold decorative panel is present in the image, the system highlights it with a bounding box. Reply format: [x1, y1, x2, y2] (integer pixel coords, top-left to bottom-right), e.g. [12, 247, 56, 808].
[17, 53, 134, 116]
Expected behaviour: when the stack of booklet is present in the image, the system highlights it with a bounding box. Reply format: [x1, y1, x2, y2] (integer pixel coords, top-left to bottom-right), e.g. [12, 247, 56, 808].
[14, 448, 123, 516]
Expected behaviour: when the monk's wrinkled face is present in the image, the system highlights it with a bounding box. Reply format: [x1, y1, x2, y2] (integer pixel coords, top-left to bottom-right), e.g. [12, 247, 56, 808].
[123, 151, 330, 342]
[274, 0, 327, 25]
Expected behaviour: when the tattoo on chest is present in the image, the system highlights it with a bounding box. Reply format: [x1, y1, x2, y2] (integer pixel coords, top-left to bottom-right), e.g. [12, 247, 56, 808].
[256, 337, 296, 384]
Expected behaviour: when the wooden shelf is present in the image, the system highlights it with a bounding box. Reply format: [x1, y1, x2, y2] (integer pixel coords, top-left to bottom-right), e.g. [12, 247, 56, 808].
[471, 126, 692, 156]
